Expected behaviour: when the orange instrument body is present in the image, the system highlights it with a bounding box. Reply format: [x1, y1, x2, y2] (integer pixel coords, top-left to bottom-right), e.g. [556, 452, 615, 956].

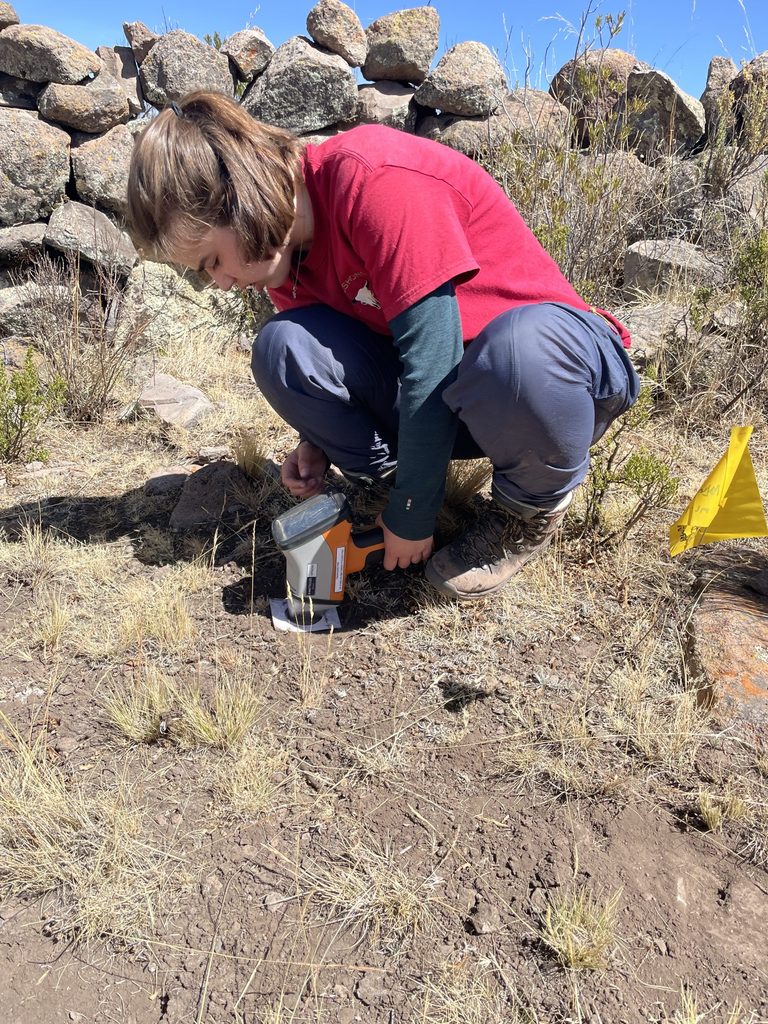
[272, 491, 385, 620]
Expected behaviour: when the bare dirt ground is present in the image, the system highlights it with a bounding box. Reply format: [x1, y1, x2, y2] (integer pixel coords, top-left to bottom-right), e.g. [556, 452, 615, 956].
[2, 352, 768, 1024]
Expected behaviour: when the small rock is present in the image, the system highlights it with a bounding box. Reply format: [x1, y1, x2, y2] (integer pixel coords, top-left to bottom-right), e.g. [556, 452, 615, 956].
[122, 21, 158, 65]
[138, 373, 213, 429]
[264, 890, 284, 912]
[467, 900, 503, 935]
[221, 27, 274, 81]
[201, 873, 223, 899]
[145, 466, 193, 496]
[169, 462, 250, 531]
[355, 972, 389, 1006]
[197, 445, 229, 463]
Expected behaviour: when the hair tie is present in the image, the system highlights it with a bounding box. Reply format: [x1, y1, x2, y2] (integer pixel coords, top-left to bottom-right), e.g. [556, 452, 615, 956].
[169, 101, 183, 118]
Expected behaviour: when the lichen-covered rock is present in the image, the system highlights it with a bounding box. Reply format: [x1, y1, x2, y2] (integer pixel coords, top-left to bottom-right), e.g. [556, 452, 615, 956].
[730, 51, 768, 143]
[349, 81, 417, 132]
[140, 30, 234, 107]
[415, 42, 505, 117]
[624, 238, 723, 294]
[728, 155, 768, 224]
[0, 24, 100, 84]
[71, 124, 134, 217]
[419, 89, 570, 155]
[243, 35, 356, 134]
[122, 21, 158, 65]
[120, 260, 243, 351]
[45, 200, 138, 275]
[38, 75, 129, 133]
[363, 7, 439, 85]
[307, 0, 367, 68]
[0, 223, 45, 266]
[0, 3, 19, 31]
[0, 109, 69, 226]
[96, 45, 144, 116]
[498, 89, 572, 148]
[700, 56, 737, 142]
[550, 48, 643, 146]
[0, 71, 41, 109]
[622, 68, 705, 159]
[0, 280, 70, 337]
[221, 27, 274, 81]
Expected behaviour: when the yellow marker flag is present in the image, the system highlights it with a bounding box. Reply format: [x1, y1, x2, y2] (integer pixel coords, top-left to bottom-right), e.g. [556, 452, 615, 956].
[670, 426, 768, 557]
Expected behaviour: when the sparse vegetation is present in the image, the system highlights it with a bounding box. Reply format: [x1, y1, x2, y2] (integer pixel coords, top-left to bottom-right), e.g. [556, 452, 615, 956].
[539, 885, 622, 970]
[0, 348, 64, 463]
[2, 8, 768, 1023]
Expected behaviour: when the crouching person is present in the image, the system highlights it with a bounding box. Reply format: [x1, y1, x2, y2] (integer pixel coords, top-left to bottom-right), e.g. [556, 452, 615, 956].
[127, 91, 640, 601]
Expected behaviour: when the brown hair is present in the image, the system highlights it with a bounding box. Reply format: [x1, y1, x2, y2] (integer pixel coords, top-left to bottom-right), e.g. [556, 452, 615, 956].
[127, 91, 304, 263]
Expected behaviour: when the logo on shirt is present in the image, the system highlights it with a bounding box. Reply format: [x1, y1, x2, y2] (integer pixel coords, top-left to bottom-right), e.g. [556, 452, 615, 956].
[354, 282, 380, 309]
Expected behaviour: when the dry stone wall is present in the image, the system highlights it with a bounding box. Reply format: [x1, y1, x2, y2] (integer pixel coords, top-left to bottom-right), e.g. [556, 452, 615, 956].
[0, 0, 765, 310]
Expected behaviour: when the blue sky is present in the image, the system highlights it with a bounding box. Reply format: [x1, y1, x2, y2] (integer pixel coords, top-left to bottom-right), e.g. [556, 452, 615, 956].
[11, 0, 767, 98]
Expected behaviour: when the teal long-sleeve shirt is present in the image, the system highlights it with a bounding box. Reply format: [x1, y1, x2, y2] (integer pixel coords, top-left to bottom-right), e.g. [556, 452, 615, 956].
[381, 281, 464, 540]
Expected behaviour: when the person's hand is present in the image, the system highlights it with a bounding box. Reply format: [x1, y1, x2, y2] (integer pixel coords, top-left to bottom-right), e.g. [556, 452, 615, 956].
[281, 441, 329, 498]
[376, 514, 434, 570]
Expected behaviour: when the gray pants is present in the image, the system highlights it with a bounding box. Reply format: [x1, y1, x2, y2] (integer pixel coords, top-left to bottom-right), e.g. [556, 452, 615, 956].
[251, 302, 640, 510]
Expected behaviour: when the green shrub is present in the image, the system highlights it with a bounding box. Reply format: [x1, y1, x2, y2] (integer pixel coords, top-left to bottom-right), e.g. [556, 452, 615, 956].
[576, 389, 678, 545]
[0, 349, 64, 463]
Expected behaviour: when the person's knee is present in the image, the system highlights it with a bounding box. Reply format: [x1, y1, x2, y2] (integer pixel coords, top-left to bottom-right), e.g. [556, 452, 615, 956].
[250, 315, 301, 392]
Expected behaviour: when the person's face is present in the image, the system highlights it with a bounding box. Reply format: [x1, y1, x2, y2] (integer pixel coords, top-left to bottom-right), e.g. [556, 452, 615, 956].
[179, 226, 294, 292]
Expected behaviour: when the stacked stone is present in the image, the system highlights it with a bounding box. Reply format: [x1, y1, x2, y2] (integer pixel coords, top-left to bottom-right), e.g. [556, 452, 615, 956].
[0, 0, 767, 313]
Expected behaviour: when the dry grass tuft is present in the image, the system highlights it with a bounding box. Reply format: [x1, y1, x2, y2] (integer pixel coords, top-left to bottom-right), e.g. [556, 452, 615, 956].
[0, 722, 187, 944]
[212, 739, 292, 819]
[102, 661, 264, 751]
[420, 958, 536, 1023]
[101, 666, 172, 744]
[116, 578, 195, 656]
[539, 885, 621, 970]
[300, 836, 444, 951]
[696, 787, 751, 833]
[0, 522, 118, 594]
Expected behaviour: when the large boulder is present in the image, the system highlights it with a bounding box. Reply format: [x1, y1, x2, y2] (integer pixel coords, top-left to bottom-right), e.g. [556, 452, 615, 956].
[71, 124, 134, 217]
[120, 260, 243, 351]
[624, 238, 724, 294]
[45, 201, 138, 275]
[0, 109, 69, 226]
[0, 71, 41, 109]
[242, 35, 357, 135]
[122, 21, 158, 66]
[0, 222, 46, 265]
[349, 81, 417, 132]
[38, 75, 129, 133]
[0, 24, 100, 84]
[419, 89, 571, 156]
[221, 27, 274, 82]
[415, 41, 505, 117]
[728, 155, 768, 225]
[700, 56, 737, 143]
[550, 48, 642, 147]
[0, 3, 19, 31]
[140, 30, 234, 107]
[622, 69, 705, 159]
[307, 0, 367, 68]
[729, 51, 768, 144]
[96, 45, 144, 116]
[363, 7, 439, 85]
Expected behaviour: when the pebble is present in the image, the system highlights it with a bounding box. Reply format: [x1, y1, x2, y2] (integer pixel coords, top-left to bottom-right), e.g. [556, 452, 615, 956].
[467, 901, 503, 935]
[355, 972, 389, 1006]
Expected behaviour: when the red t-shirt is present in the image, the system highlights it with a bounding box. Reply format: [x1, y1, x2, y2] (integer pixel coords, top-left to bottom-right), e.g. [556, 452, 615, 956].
[270, 125, 630, 347]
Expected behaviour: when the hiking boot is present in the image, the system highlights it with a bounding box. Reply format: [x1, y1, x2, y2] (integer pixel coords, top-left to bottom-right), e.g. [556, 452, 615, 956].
[424, 493, 572, 600]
